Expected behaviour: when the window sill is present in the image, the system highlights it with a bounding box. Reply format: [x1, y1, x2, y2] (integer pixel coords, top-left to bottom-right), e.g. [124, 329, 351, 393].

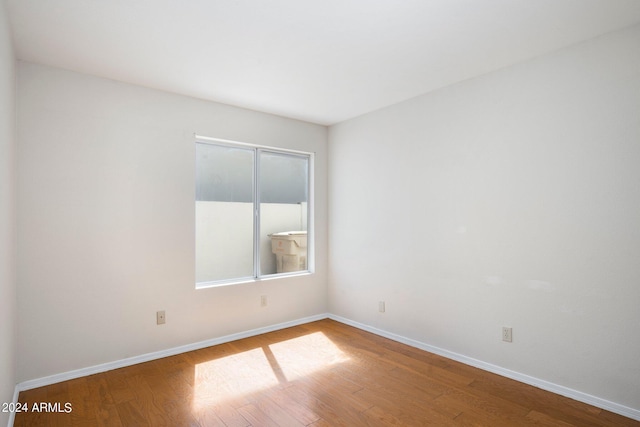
[195, 271, 313, 290]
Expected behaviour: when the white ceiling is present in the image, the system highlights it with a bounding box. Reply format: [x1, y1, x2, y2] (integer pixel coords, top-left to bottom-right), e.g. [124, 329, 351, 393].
[6, 0, 640, 125]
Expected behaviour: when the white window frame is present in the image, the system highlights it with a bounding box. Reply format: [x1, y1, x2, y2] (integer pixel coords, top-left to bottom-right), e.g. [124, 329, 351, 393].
[195, 135, 314, 288]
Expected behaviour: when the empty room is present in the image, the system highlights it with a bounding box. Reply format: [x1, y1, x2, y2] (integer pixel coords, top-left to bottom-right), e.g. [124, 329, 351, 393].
[1, 0, 640, 426]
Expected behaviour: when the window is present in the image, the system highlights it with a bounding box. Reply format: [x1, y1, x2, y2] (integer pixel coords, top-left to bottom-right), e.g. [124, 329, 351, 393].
[195, 137, 312, 287]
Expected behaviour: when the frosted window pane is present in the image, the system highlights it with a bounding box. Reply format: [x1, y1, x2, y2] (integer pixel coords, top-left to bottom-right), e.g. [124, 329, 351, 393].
[196, 143, 254, 283]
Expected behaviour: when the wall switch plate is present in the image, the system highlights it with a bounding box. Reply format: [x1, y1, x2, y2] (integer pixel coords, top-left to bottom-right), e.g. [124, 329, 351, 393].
[379, 301, 385, 313]
[502, 327, 512, 342]
[157, 310, 166, 325]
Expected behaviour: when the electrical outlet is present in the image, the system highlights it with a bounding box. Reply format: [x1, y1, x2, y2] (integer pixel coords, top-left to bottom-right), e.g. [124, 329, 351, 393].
[502, 327, 512, 342]
[379, 301, 385, 313]
[261, 295, 267, 307]
[157, 310, 166, 325]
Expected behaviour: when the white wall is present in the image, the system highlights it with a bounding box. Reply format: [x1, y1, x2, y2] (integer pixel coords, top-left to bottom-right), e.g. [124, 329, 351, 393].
[329, 24, 640, 412]
[16, 62, 328, 382]
[0, 3, 16, 426]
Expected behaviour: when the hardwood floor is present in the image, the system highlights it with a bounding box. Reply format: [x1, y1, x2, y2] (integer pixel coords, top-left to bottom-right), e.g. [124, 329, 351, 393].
[14, 319, 639, 426]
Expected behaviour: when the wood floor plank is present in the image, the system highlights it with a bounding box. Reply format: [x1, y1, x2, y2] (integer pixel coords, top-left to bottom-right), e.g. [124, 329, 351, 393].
[66, 377, 98, 426]
[264, 387, 321, 425]
[251, 394, 306, 427]
[192, 404, 225, 427]
[526, 409, 582, 426]
[86, 375, 116, 406]
[353, 386, 459, 426]
[360, 405, 405, 426]
[386, 365, 453, 398]
[281, 383, 367, 427]
[124, 374, 171, 426]
[468, 376, 624, 427]
[115, 400, 150, 427]
[204, 403, 250, 427]
[597, 409, 640, 427]
[94, 403, 123, 427]
[435, 392, 534, 427]
[14, 319, 640, 426]
[237, 403, 280, 427]
[104, 369, 136, 404]
[307, 418, 333, 427]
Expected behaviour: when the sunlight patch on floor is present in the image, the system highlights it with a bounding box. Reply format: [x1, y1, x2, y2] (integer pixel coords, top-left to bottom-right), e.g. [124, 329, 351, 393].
[267, 331, 350, 381]
[193, 347, 280, 410]
[192, 332, 349, 410]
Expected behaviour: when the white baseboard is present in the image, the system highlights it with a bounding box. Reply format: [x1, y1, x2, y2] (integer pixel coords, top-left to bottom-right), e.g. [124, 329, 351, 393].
[14, 313, 328, 394]
[327, 314, 640, 422]
[10, 312, 640, 425]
